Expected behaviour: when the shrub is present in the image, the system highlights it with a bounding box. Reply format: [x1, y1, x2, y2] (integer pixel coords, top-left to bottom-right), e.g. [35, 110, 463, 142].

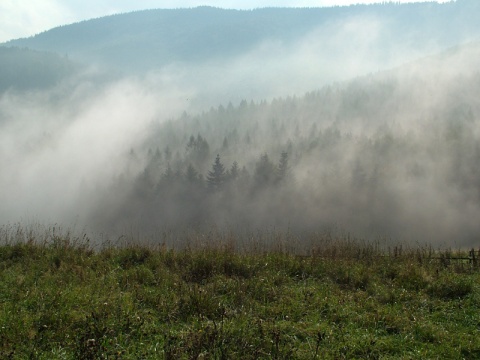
[427, 274, 473, 300]
[395, 266, 430, 291]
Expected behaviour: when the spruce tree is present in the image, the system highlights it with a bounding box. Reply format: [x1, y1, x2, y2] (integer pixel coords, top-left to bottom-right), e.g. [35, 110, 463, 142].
[230, 161, 239, 180]
[254, 153, 276, 188]
[186, 163, 199, 183]
[277, 151, 289, 182]
[207, 154, 226, 191]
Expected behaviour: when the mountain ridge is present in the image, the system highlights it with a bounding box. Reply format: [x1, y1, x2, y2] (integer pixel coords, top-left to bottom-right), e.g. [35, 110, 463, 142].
[3, 2, 480, 74]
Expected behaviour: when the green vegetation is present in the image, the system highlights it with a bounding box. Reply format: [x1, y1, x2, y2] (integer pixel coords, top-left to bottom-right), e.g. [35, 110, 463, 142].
[1, 226, 480, 359]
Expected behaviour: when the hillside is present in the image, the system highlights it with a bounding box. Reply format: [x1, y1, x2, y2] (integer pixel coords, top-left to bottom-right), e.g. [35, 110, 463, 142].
[0, 47, 78, 93]
[3, 1, 480, 73]
[2, 2, 480, 247]
[2, 40, 480, 246]
[81, 40, 480, 246]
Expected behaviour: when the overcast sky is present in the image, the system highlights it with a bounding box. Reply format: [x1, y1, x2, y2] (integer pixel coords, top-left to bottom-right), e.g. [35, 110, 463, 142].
[0, 0, 449, 43]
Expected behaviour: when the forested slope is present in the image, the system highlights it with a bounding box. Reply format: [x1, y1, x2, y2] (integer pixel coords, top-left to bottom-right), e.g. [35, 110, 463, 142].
[83, 41, 480, 246]
[2, 2, 480, 247]
[0, 47, 78, 92]
[3, 1, 480, 72]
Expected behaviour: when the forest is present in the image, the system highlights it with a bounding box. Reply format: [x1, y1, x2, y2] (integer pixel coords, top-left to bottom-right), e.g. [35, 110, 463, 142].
[78, 41, 480, 247]
[0, 47, 77, 92]
[1, 1, 480, 248]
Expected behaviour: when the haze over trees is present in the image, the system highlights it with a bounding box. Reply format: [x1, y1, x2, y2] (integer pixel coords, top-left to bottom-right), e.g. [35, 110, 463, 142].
[0, 47, 78, 92]
[85, 41, 480, 247]
[3, 2, 480, 73]
[1, 1, 480, 247]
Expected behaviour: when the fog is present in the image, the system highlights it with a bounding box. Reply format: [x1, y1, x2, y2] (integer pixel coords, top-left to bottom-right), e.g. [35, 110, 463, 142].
[1, 7, 480, 248]
[0, 78, 191, 224]
[144, 15, 443, 110]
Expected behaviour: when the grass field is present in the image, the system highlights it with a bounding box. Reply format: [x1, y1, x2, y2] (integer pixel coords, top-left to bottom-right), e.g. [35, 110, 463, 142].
[1, 225, 479, 359]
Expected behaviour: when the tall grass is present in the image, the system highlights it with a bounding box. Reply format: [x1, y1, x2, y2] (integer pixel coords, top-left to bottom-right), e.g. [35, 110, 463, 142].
[1, 224, 479, 359]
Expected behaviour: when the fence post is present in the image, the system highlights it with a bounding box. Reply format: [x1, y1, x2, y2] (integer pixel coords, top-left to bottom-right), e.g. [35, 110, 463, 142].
[469, 248, 477, 268]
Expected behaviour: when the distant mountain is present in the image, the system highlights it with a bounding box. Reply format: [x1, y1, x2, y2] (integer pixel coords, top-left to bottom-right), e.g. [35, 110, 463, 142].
[0, 47, 78, 92]
[3, 1, 480, 73]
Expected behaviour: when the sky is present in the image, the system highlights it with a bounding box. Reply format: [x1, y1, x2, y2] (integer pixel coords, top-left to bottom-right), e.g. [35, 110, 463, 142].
[0, 0, 449, 43]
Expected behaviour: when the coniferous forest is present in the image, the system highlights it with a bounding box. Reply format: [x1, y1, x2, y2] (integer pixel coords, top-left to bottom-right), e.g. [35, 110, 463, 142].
[83, 45, 480, 247]
[1, 1, 480, 246]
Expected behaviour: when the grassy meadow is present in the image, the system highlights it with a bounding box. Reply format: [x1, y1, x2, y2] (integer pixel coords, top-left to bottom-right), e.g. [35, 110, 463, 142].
[1, 225, 480, 359]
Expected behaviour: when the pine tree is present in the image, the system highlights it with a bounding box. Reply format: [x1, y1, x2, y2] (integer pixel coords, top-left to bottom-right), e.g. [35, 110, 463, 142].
[230, 161, 239, 180]
[277, 151, 289, 182]
[186, 134, 210, 168]
[254, 153, 276, 188]
[222, 137, 229, 150]
[207, 154, 226, 191]
[164, 146, 172, 162]
[163, 163, 174, 181]
[186, 163, 199, 183]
